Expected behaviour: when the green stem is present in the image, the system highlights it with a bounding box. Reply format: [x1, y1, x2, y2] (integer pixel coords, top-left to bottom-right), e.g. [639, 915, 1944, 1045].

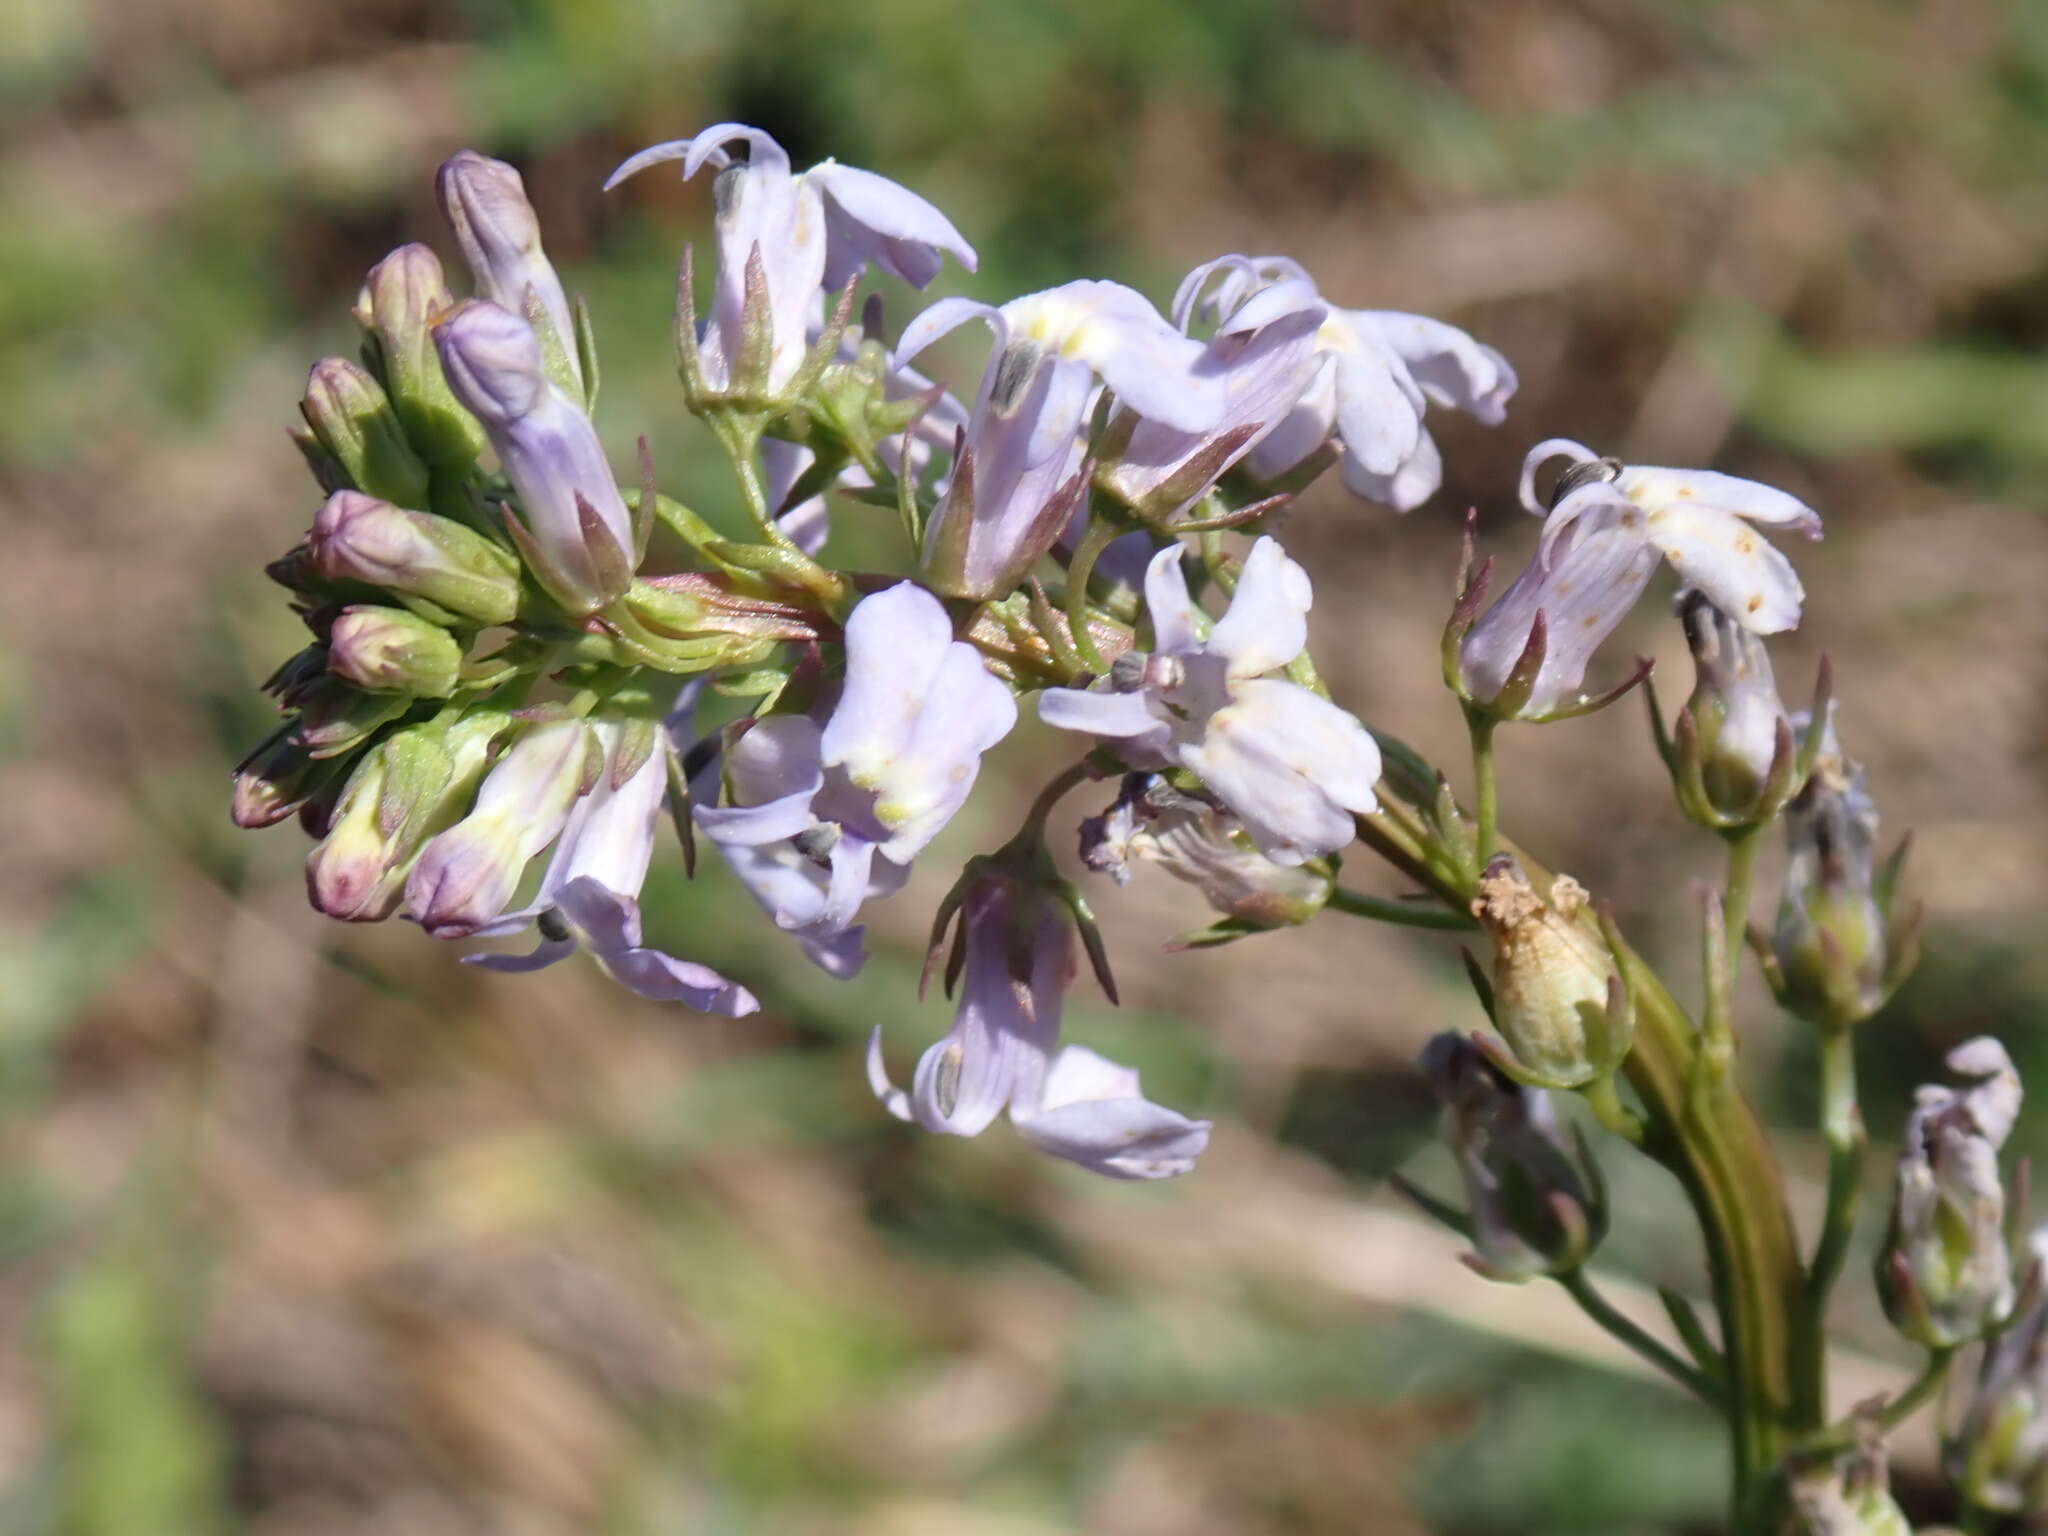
[1723, 824, 1764, 993]
[1467, 710, 1500, 862]
[1559, 1270, 1722, 1404]
[709, 414, 805, 557]
[1325, 886, 1477, 930]
[1063, 518, 1119, 675]
[1806, 1348, 1953, 1455]
[1796, 1024, 1865, 1429]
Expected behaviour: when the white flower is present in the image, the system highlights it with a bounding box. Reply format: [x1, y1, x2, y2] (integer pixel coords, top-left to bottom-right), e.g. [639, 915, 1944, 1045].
[1520, 438, 1822, 634]
[1038, 537, 1381, 864]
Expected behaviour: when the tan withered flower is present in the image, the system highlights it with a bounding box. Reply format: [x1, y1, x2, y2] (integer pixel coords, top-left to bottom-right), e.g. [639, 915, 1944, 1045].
[1471, 855, 1628, 1089]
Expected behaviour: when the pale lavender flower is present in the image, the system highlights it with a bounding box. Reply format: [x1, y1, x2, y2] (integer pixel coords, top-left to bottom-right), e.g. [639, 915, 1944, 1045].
[1879, 1037, 2021, 1348]
[1458, 482, 1660, 719]
[405, 716, 601, 938]
[437, 150, 581, 393]
[1039, 538, 1381, 864]
[1098, 274, 1326, 522]
[695, 582, 1016, 936]
[897, 280, 1232, 598]
[434, 299, 635, 615]
[866, 877, 1209, 1179]
[1176, 255, 1516, 511]
[1519, 438, 1822, 634]
[605, 124, 976, 394]
[462, 720, 757, 1014]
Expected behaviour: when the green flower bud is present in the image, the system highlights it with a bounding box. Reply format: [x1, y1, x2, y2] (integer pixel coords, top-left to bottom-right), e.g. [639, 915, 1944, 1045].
[301, 356, 431, 509]
[325, 605, 464, 697]
[306, 711, 508, 921]
[1951, 1230, 2048, 1518]
[357, 244, 485, 470]
[309, 490, 520, 626]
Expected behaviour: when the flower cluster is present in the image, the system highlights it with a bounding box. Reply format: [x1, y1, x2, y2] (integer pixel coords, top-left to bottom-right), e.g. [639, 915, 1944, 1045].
[230, 123, 2048, 1528]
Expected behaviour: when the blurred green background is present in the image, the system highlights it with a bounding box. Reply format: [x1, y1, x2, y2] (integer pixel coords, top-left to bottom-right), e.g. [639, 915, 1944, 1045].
[5, 0, 2048, 1530]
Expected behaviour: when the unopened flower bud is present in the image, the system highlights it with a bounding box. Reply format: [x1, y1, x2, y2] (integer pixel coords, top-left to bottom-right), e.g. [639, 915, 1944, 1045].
[1877, 1038, 2020, 1349]
[404, 717, 601, 937]
[1771, 706, 1898, 1028]
[325, 606, 463, 697]
[436, 150, 580, 395]
[1420, 1033, 1603, 1280]
[1950, 1228, 2048, 1517]
[435, 300, 635, 615]
[305, 710, 508, 922]
[1785, 1444, 1912, 1536]
[231, 731, 337, 828]
[309, 490, 520, 625]
[301, 357, 431, 508]
[358, 244, 486, 470]
[289, 678, 412, 759]
[1677, 589, 1792, 821]
[1470, 855, 1628, 1089]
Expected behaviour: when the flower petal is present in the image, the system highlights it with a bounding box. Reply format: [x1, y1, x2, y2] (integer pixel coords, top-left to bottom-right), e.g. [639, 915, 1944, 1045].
[1328, 346, 1424, 478]
[1014, 1045, 1211, 1179]
[1355, 311, 1517, 425]
[1037, 686, 1167, 744]
[1647, 502, 1806, 634]
[1142, 541, 1200, 656]
[1517, 437, 1602, 518]
[556, 877, 760, 1014]
[1179, 679, 1379, 863]
[895, 296, 1006, 370]
[872, 642, 1018, 862]
[1618, 465, 1823, 538]
[821, 582, 959, 783]
[1340, 425, 1443, 513]
[1209, 536, 1312, 680]
[808, 161, 978, 289]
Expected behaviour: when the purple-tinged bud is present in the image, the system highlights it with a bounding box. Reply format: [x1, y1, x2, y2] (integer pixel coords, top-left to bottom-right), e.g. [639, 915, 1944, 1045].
[325, 605, 464, 697]
[358, 244, 486, 470]
[435, 151, 580, 397]
[288, 678, 412, 759]
[1769, 706, 1911, 1028]
[305, 710, 508, 922]
[231, 730, 339, 829]
[1469, 855, 1628, 1090]
[1950, 1227, 2048, 1517]
[1419, 1032, 1603, 1280]
[300, 357, 431, 509]
[1876, 1038, 2020, 1349]
[288, 423, 351, 495]
[434, 300, 634, 616]
[404, 717, 601, 938]
[309, 490, 520, 625]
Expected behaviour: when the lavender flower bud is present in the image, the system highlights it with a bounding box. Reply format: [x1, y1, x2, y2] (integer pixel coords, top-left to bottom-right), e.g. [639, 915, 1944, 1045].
[231, 731, 336, 829]
[325, 605, 464, 697]
[435, 150, 580, 396]
[358, 244, 486, 470]
[1420, 1033, 1603, 1280]
[1950, 1228, 2048, 1517]
[1877, 1038, 2020, 1349]
[309, 490, 520, 626]
[434, 300, 634, 616]
[404, 717, 601, 938]
[306, 711, 507, 921]
[1679, 591, 1787, 804]
[1771, 707, 1893, 1028]
[300, 357, 431, 509]
[1470, 855, 1627, 1089]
